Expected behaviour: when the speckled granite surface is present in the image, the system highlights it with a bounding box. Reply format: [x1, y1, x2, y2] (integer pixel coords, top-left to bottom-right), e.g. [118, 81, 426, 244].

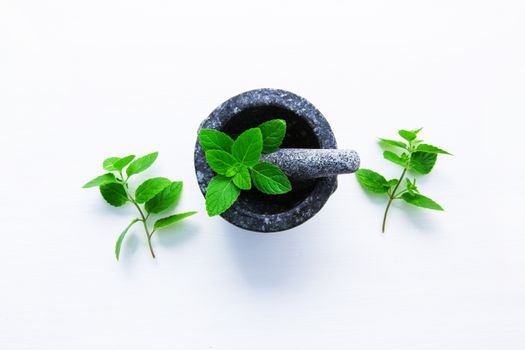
[194, 88, 358, 232]
[261, 148, 359, 179]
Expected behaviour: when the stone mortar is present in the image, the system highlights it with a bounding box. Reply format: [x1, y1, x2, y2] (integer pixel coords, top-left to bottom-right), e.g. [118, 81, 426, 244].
[194, 88, 360, 232]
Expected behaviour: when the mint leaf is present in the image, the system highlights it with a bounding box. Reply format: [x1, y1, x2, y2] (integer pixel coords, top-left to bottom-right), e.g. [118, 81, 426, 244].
[232, 128, 263, 167]
[250, 162, 291, 195]
[258, 119, 286, 153]
[103, 155, 135, 171]
[153, 211, 197, 230]
[102, 157, 121, 171]
[355, 169, 389, 193]
[409, 151, 437, 174]
[83, 173, 118, 188]
[145, 181, 182, 214]
[400, 193, 443, 210]
[99, 183, 128, 207]
[205, 175, 241, 216]
[115, 219, 139, 261]
[416, 144, 452, 155]
[406, 178, 419, 195]
[199, 129, 234, 153]
[205, 150, 239, 177]
[387, 179, 399, 187]
[135, 177, 171, 204]
[126, 152, 158, 177]
[112, 155, 135, 170]
[379, 139, 407, 150]
[232, 166, 251, 190]
[383, 151, 408, 167]
[398, 129, 417, 141]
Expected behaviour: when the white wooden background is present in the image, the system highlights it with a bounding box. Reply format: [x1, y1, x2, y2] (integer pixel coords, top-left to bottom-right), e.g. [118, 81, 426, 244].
[1, 1, 524, 349]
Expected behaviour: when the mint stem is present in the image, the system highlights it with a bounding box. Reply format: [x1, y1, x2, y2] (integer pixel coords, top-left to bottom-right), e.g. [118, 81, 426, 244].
[146, 232, 155, 259]
[382, 167, 406, 233]
[382, 141, 414, 233]
[120, 171, 156, 258]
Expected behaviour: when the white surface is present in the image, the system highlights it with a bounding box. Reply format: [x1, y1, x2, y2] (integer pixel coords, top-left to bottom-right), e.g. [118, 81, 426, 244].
[1, 1, 524, 349]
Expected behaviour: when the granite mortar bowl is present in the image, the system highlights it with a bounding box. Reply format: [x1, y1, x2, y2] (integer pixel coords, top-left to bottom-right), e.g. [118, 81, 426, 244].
[194, 88, 352, 232]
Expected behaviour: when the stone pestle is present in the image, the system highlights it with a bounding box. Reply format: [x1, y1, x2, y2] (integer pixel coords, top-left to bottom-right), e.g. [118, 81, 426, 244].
[261, 148, 359, 180]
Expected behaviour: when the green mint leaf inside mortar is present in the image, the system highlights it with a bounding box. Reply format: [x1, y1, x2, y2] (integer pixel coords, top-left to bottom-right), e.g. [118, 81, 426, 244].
[199, 119, 291, 217]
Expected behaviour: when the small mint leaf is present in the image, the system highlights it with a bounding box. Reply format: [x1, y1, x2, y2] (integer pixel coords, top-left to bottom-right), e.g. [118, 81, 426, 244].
[115, 219, 139, 261]
[231, 128, 263, 167]
[103, 155, 136, 171]
[99, 183, 128, 207]
[145, 181, 183, 214]
[250, 162, 291, 195]
[387, 179, 399, 187]
[258, 119, 286, 153]
[232, 166, 251, 190]
[355, 169, 389, 193]
[199, 129, 234, 153]
[409, 151, 437, 174]
[416, 144, 452, 155]
[379, 139, 407, 150]
[406, 178, 419, 194]
[205, 175, 241, 216]
[405, 179, 414, 195]
[126, 152, 158, 177]
[400, 193, 443, 211]
[135, 177, 171, 204]
[383, 151, 408, 167]
[398, 129, 417, 141]
[112, 155, 135, 171]
[83, 173, 118, 188]
[205, 150, 239, 177]
[153, 211, 197, 230]
[102, 157, 121, 171]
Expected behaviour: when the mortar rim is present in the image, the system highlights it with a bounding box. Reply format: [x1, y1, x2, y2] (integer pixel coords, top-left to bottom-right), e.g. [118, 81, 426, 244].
[194, 88, 338, 232]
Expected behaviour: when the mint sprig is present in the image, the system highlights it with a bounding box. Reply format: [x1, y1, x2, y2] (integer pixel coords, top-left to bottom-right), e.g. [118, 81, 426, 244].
[199, 119, 291, 216]
[83, 152, 196, 260]
[356, 128, 451, 232]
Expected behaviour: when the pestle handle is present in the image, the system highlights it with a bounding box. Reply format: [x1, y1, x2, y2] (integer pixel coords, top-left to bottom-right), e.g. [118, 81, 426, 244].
[261, 148, 360, 180]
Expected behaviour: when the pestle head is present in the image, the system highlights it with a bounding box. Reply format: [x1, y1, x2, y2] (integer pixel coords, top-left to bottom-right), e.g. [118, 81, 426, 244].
[261, 148, 360, 180]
